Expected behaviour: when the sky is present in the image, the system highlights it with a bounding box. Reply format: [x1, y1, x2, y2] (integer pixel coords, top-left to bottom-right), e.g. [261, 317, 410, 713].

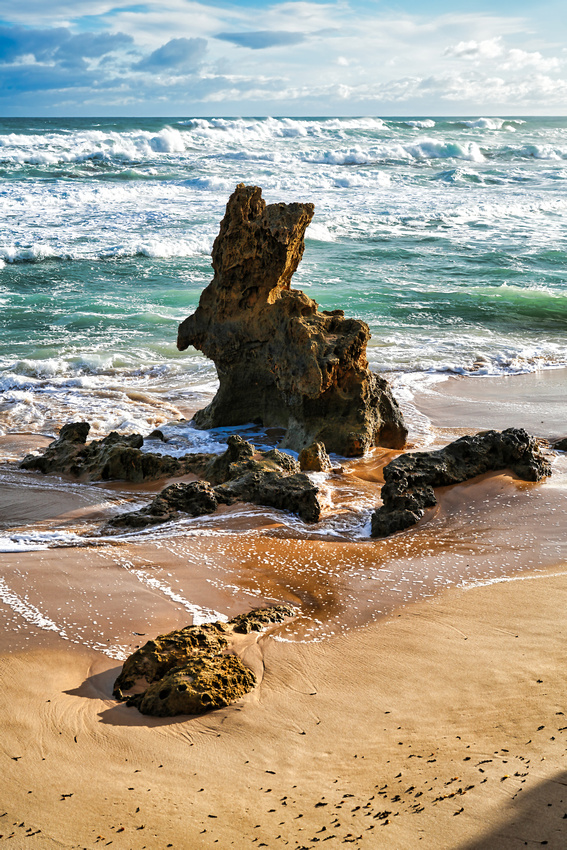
[0, 0, 566, 116]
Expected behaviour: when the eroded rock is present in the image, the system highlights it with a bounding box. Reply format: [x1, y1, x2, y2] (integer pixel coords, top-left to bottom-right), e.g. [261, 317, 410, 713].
[553, 437, 567, 451]
[299, 441, 332, 472]
[107, 481, 219, 529]
[113, 605, 295, 716]
[107, 435, 321, 527]
[19, 422, 206, 483]
[177, 184, 407, 456]
[371, 428, 552, 538]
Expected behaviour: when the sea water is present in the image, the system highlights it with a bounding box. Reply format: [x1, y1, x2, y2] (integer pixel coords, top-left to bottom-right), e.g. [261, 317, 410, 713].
[0, 115, 566, 440]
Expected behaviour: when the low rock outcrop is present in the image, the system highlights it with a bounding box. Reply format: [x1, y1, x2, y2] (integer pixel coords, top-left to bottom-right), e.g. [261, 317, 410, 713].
[113, 605, 294, 716]
[106, 435, 321, 527]
[19, 422, 206, 483]
[371, 428, 552, 538]
[107, 481, 219, 529]
[177, 184, 407, 456]
[553, 437, 567, 451]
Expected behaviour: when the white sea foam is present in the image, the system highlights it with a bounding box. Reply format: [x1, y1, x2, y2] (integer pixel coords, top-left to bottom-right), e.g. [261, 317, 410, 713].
[0, 531, 84, 552]
[0, 576, 61, 628]
[333, 171, 390, 189]
[396, 119, 436, 129]
[458, 117, 507, 130]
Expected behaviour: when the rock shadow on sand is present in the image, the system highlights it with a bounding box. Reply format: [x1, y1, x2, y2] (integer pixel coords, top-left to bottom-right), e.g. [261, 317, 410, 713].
[65, 669, 213, 728]
[457, 770, 567, 850]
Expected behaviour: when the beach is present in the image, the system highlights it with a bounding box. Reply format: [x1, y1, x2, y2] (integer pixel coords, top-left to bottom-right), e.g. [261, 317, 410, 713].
[1, 115, 566, 847]
[1, 368, 566, 849]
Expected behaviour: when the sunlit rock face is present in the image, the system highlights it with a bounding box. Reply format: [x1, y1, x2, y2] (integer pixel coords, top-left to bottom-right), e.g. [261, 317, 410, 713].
[177, 184, 407, 457]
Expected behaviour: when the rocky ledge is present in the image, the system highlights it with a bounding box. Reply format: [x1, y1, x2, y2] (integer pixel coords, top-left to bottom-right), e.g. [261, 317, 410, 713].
[113, 605, 295, 716]
[177, 184, 407, 456]
[106, 434, 321, 527]
[371, 427, 552, 538]
[19, 422, 205, 483]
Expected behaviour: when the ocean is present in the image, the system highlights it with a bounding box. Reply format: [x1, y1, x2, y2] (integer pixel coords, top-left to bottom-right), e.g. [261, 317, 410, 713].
[1, 115, 566, 442]
[1, 114, 566, 583]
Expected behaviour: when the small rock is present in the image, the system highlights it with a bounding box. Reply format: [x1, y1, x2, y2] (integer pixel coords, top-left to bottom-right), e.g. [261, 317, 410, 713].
[113, 605, 295, 717]
[20, 422, 203, 483]
[299, 442, 332, 472]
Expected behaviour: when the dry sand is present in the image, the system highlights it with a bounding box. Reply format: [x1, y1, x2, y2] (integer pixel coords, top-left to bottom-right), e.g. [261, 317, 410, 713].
[1, 371, 566, 849]
[1, 569, 566, 849]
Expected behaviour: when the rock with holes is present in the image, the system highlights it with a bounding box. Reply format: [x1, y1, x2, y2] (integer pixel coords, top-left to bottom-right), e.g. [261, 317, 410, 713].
[371, 427, 552, 538]
[135, 654, 256, 716]
[177, 184, 407, 456]
[113, 605, 295, 717]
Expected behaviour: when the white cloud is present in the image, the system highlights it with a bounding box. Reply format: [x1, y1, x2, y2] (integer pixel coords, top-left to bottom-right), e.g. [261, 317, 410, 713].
[444, 37, 503, 60]
[498, 48, 561, 72]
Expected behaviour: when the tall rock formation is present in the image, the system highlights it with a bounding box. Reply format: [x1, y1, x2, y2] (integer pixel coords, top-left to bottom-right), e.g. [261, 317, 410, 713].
[177, 184, 407, 456]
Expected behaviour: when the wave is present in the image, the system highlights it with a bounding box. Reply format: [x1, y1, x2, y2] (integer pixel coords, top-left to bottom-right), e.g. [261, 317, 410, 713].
[301, 138, 485, 165]
[0, 125, 188, 167]
[178, 116, 386, 141]
[390, 119, 436, 129]
[450, 117, 525, 130]
[0, 117, 394, 170]
[0, 235, 211, 264]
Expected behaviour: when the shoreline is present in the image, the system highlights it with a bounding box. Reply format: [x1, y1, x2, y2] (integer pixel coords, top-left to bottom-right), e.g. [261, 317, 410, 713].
[0, 369, 566, 847]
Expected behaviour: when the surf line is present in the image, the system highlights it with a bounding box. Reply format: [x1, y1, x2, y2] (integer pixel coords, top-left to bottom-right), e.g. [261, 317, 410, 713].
[115, 555, 228, 625]
[0, 576, 128, 660]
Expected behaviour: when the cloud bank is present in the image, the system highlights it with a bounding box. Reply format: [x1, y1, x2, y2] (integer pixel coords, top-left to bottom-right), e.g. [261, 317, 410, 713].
[0, 1, 565, 115]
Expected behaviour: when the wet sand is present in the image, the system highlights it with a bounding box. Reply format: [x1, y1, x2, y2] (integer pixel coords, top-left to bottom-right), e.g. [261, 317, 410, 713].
[0, 370, 566, 848]
[412, 365, 567, 442]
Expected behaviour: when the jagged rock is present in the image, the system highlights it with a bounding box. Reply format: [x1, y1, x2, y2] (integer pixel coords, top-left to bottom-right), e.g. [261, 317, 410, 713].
[19, 421, 204, 483]
[371, 428, 552, 538]
[203, 434, 300, 484]
[105, 435, 321, 527]
[215, 469, 320, 523]
[113, 605, 295, 717]
[177, 184, 407, 456]
[107, 481, 219, 529]
[553, 437, 567, 451]
[299, 441, 332, 472]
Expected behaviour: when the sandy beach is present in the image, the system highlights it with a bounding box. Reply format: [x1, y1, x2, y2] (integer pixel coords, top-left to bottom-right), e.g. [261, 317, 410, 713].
[1, 370, 566, 849]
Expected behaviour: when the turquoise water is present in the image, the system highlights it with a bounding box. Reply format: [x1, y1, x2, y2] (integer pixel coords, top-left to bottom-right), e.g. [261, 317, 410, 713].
[1, 115, 566, 436]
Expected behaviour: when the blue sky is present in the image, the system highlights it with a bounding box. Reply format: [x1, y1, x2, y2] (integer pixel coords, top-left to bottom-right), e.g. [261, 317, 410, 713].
[0, 0, 565, 116]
